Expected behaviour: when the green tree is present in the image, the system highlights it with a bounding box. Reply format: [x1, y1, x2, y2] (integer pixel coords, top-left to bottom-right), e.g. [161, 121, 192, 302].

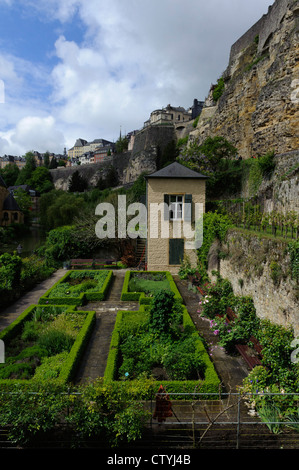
[181, 136, 237, 175]
[149, 290, 177, 338]
[13, 188, 32, 223]
[15, 152, 36, 185]
[43, 151, 50, 169]
[29, 167, 54, 193]
[43, 225, 90, 265]
[213, 77, 225, 102]
[68, 170, 88, 192]
[39, 190, 86, 230]
[0, 164, 20, 186]
[115, 134, 128, 153]
[49, 157, 58, 169]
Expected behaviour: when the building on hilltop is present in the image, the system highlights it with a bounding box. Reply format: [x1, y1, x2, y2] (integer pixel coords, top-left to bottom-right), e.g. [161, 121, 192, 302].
[144, 104, 192, 128]
[0, 175, 24, 226]
[67, 137, 115, 165]
[143, 99, 204, 129]
[0, 155, 26, 170]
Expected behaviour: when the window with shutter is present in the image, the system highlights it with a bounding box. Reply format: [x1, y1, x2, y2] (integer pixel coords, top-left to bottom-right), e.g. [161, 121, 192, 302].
[184, 194, 192, 222]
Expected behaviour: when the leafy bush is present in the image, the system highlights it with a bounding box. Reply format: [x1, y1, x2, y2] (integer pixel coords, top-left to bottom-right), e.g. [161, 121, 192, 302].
[37, 329, 75, 356]
[197, 212, 232, 279]
[42, 225, 90, 266]
[21, 320, 43, 342]
[32, 352, 69, 381]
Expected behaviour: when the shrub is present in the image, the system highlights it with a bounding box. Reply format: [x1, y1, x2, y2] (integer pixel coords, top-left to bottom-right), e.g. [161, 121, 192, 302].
[213, 77, 225, 102]
[105, 302, 220, 394]
[257, 150, 275, 177]
[149, 290, 176, 338]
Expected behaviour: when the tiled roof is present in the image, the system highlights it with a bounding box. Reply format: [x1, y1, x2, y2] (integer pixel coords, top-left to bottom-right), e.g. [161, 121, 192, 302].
[145, 162, 207, 179]
[3, 193, 21, 211]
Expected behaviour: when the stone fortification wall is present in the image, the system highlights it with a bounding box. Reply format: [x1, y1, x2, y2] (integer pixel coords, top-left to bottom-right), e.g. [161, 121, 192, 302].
[228, 0, 292, 68]
[131, 124, 176, 158]
[50, 125, 176, 190]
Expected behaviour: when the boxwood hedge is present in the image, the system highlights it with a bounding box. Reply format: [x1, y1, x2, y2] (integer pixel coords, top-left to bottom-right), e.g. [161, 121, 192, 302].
[38, 269, 113, 306]
[104, 305, 220, 397]
[120, 271, 183, 304]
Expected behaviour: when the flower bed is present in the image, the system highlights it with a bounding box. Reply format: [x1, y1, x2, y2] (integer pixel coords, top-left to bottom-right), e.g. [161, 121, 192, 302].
[38, 269, 113, 306]
[120, 270, 183, 304]
[0, 304, 96, 385]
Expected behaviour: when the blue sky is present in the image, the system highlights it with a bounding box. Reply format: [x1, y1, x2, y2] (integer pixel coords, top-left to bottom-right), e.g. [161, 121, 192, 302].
[0, 0, 275, 156]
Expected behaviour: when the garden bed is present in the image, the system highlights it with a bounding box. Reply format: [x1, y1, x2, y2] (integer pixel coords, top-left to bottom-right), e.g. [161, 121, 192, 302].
[104, 299, 220, 397]
[0, 304, 96, 385]
[121, 270, 183, 305]
[38, 269, 113, 306]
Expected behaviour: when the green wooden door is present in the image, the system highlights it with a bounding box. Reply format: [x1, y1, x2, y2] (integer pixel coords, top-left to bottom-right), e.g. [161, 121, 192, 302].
[169, 238, 184, 265]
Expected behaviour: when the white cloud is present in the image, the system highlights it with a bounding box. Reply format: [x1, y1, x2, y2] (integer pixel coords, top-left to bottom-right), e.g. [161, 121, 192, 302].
[0, 0, 275, 154]
[0, 116, 65, 155]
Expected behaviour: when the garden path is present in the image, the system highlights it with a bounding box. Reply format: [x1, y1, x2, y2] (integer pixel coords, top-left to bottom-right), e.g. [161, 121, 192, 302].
[173, 276, 249, 393]
[0, 268, 66, 332]
[74, 270, 140, 384]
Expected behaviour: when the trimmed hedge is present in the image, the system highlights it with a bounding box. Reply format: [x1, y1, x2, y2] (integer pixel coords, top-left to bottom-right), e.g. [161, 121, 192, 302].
[120, 271, 183, 304]
[57, 310, 96, 383]
[104, 305, 220, 398]
[38, 270, 113, 306]
[0, 305, 96, 386]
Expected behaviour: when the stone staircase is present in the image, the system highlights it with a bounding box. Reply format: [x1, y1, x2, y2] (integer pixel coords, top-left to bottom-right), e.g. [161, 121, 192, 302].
[136, 238, 146, 270]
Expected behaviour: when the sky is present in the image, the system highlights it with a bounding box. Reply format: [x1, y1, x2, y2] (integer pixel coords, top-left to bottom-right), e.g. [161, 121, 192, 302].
[0, 0, 275, 156]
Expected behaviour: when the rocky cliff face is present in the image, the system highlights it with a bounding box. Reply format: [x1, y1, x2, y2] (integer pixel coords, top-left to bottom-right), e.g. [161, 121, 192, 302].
[190, 0, 299, 159]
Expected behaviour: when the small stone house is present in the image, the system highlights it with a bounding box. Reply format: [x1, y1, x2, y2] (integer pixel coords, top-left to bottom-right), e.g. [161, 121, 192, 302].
[145, 162, 207, 274]
[0, 176, 24, 226]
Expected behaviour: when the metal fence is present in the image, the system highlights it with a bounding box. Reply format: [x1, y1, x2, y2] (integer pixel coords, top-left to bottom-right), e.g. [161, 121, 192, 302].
[147, 392, 299, 449]
[1, 391, 298, 449]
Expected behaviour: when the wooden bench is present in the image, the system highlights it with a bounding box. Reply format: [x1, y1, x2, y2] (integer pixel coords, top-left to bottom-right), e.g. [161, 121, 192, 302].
[215, 307, 263, 370]
[215, 306, 237, 323]
[235, 334, 263, 370]
[71, 259, 94, 269]
[70, 259, 115, 269]
[235, 344, 262, 370]
[249, 335, 263, 355]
